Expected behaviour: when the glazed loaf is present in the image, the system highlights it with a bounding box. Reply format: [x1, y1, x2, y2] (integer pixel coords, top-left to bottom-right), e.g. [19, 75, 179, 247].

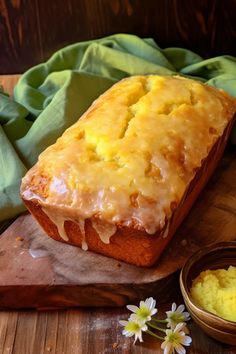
[21, 75, 236, 266]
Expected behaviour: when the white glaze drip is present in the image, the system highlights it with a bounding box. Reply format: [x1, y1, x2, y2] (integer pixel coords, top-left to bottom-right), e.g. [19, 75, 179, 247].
[76, 219, 88, 251]
[42, 207, 69, 241]
[92, 219, 117, 244]
[82, 240, 88, 251]
[42, 207, 89, 251]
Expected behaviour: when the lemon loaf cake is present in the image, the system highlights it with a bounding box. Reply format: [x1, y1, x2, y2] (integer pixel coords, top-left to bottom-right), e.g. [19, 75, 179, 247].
[21, 75, 236, 266]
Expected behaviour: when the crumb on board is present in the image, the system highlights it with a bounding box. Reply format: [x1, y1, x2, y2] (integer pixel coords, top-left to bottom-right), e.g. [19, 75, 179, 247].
[112, 342, 118, 349]
[46, 346, 52, 352]
[15, 236, 24, 241]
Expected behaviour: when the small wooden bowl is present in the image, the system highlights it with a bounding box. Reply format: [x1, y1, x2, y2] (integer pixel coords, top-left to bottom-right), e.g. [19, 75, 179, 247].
[180, 241, 236, 345]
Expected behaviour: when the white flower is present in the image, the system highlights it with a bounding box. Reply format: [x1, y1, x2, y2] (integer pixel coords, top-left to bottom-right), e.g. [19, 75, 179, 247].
[161, 322, 192, 354]
[119, 314, 148, 343]
[127, 297, 158, 322]
[166, 303, 191, 329]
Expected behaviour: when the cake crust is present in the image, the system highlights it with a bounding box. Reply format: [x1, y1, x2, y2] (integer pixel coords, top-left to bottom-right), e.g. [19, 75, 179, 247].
[21, 75, 236, 266]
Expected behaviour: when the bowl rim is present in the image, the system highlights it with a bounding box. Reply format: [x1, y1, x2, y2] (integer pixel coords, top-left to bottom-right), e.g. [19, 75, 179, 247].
[180, 241, 236, 327]
[190, 311, 236, 345]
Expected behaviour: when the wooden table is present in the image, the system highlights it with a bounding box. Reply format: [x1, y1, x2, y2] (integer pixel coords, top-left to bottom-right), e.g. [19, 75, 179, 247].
[0, 75, 236, 354]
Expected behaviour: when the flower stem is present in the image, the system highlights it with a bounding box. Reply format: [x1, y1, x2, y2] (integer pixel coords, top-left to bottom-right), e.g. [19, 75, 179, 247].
[147, 329, 164, 340]
[147, 322, 166, 333]
[152, 318, 167, 324]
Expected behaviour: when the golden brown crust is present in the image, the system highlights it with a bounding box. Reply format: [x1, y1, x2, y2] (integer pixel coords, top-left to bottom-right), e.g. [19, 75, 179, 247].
[20, 75, 236, 266]
[22, 116, 235, 266]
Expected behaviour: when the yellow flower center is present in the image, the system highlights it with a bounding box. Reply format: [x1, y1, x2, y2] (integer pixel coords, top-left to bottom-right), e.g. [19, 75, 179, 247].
[126, 321, 141, 333]
[170, 313, 184, 323]
[168, 332, 181, 345]
[136, 306, 151, 320]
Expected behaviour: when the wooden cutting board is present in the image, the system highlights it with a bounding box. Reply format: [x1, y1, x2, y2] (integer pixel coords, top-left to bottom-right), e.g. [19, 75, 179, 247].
[0, 75, 235, 309]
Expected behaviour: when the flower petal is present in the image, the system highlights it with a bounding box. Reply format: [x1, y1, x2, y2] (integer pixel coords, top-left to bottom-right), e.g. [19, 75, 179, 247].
[151, 298, 156, 307]
[172, 302, 177, 312]
[142, 324, 148, 332]
[134, 330, 143, 343]
[165, 329, 172, 337]
[161, 340, 167, 349]
[176, 304, 185, 313]
[144, 298, 151, 307]
[175, 344, 186, 354]
[151, 308, 158, 316]
[183, 311, 191, 321]
[127, 305, 139, 313]
[181, 335, 192, 346]
[149, 297, 156, 309]
[139, 300, 145, 308]
[122, 329, 133, 337]
[119, 320, 128, 326]
[174, 322, 185, 333]
[164, 342, 172, 354]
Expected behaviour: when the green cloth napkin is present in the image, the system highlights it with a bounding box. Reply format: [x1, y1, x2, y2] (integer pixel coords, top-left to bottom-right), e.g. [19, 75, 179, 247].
[1, 34, 236, 222]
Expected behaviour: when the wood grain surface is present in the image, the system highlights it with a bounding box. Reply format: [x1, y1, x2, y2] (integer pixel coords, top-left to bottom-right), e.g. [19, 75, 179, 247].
[0, 0, 236, 74]
[1, 76, 236, 352]
[0, 304, 236, 354]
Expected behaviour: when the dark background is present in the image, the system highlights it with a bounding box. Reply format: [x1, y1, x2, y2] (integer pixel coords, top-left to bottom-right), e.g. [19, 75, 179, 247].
[0, 0, 236, 74]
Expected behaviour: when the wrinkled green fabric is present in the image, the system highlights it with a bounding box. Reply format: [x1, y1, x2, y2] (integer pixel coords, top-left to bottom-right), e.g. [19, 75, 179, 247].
[1, 34, 236, 222]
